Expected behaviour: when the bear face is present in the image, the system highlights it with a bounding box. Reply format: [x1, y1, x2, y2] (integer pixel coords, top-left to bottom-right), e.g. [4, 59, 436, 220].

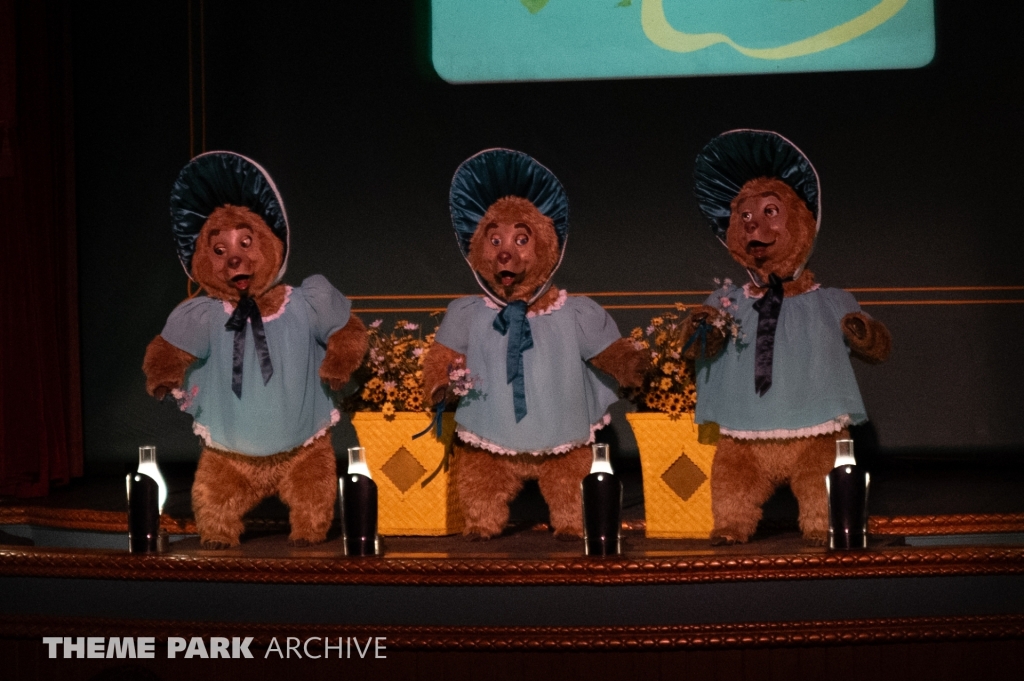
[467, 196, 560, 303]
[191, 205, 283, 303]
[725, 177, 816, 282]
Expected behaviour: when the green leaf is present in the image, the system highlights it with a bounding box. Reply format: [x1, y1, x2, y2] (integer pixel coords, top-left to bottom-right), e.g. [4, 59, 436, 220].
[520, 0, 549, 14]
[616, 0, 632, 6]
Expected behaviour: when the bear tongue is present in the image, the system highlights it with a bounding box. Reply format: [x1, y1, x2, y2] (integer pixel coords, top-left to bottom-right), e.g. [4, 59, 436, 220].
[498, 271, 518, 287]
[232, 274, 252, 291]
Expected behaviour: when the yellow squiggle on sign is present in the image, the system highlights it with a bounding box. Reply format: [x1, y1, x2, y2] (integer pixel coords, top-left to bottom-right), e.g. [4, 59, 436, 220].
[641, 0, 908, 59]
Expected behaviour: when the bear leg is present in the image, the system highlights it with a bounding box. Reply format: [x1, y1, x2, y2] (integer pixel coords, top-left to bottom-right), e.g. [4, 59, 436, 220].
[192, 448, 270, 548]
[789, 430, 846, 546]
[537, 445, 591, 539]
[710, 436, 777, 544]
[277, 433, 338, 546]
[453, 443, 525, 539]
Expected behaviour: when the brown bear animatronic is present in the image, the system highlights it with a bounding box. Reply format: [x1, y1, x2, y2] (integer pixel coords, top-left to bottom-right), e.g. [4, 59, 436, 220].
[422, 149, 646, 539]
[681, 130, 891, 545]
[143, 152, 368, 548]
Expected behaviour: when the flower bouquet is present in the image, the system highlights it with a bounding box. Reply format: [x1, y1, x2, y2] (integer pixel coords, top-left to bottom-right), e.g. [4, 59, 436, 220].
[621, 310, 698, 419]
[623, 307, 722, 539]
[342, 319, 432, 416]
[342, 318, 464, 535]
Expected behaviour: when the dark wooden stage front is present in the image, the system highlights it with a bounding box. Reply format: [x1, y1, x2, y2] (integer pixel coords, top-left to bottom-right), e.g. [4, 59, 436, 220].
[2, 459, 1024, 680]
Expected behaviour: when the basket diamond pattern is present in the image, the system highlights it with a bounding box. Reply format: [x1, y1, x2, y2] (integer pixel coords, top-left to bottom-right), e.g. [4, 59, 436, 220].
[661, 452, 708, 502]
[381, 446, 428, 494]
[627, 412, 717, 539]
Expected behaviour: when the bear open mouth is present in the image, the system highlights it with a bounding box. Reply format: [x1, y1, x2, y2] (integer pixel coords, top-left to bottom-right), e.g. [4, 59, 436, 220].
[497, 270, 519, 288]
[231, 274, 252, 291]
[746, 240, 775, 258]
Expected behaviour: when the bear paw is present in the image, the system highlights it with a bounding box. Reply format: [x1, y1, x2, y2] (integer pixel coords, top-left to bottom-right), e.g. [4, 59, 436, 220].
[710, 527, 748, 546]
[462, 524, 501, 541]
[802, 532, 828, 547]
[288, 532, 327, 548]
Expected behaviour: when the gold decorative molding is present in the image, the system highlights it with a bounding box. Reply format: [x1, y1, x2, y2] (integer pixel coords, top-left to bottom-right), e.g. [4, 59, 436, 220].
[0, 506, 195, 534]
[870, 513, 1024, 536]
[2, 544, 1023, 586]
[346, 286, 1024, 314]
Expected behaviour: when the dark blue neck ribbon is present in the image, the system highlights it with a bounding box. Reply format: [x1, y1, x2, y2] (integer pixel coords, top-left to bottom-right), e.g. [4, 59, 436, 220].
[224, 295, 274, 399]
[492, 300, 533, 422]
[750, 273, 789, 397]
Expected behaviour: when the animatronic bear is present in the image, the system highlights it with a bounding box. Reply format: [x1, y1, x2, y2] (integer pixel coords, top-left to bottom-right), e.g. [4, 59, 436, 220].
[681, 130, 891, 545]
[422, 149, 647, 540]
[143, 152, 368, 548]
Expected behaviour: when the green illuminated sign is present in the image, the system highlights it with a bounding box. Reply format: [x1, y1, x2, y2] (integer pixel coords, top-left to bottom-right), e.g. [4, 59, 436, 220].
[432, 0, 935, 83]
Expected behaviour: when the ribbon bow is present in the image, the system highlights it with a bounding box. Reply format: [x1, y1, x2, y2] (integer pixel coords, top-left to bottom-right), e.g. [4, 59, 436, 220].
[492, 300, 533, 422]
[224, 295, 274, 399]
[413, 399, 446, 442]
[750, 273, 790, 397]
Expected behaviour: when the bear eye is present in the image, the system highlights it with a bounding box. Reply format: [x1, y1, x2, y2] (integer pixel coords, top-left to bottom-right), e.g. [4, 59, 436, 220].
[213, 245, 226, 256]
[240, 236, 252, 248]
[764, 204, 779, 217]
[515, 234, 529, 247]
[741, 211, 753, 222]
[490, 236, 501, 247]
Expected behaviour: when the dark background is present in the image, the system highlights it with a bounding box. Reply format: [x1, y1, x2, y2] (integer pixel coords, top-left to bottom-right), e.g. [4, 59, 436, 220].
[70, 1, 1023, 468]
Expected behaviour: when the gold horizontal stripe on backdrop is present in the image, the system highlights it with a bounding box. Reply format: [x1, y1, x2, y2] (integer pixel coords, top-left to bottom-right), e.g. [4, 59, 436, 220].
[349, 286, 1024, 314]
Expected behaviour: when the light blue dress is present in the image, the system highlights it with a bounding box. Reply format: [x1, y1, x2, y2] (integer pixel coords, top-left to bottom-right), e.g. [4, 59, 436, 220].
[161, 275, 351, 455]
[435, 293, 621, 454]
[694, 283, 867, 437]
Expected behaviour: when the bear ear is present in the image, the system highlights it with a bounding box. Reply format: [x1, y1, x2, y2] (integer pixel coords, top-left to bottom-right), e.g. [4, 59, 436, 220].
[450, 149, 569, 260]
[694, 130, 820, 242]
[169, 151, 290, 282]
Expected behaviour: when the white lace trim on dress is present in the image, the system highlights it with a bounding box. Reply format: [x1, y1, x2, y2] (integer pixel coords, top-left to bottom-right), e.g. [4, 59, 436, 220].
[455, 413, 611, 456]
[302, 409, 341, 447]
[720, 414, 852, 440]
[222, 285, 293, 321]
[482, 289, 568, 318]
[184, 406, 340, 452]
[742, 281, 820, 299]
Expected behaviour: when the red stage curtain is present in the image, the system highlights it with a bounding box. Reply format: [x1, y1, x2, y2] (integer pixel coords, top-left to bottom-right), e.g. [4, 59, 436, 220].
[0, 0, 83, 497]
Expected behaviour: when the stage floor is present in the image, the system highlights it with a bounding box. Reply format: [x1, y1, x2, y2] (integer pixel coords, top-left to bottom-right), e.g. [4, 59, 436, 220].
[2, 455, 1024, 576]
[2, 457, 1024, 672]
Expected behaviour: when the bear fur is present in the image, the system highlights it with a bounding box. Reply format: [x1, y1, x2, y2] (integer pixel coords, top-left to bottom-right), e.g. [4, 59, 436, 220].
[681, 177, 891, 545]
[422, 196, 647, 540]
[143, 205, 368, 548]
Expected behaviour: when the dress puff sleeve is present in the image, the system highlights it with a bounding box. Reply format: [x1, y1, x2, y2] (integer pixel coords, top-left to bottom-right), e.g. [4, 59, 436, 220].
[160, 296, 216, 360]
[824, 287, 863, 321]
[573, 296, 622, 361]
[434, 297, 478, 355]
[301, 274, 352, 344]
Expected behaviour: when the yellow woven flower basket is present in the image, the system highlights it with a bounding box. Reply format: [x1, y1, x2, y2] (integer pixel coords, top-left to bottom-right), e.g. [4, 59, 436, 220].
[626, 412, 718, 539]
[349, 411, 463, 536]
